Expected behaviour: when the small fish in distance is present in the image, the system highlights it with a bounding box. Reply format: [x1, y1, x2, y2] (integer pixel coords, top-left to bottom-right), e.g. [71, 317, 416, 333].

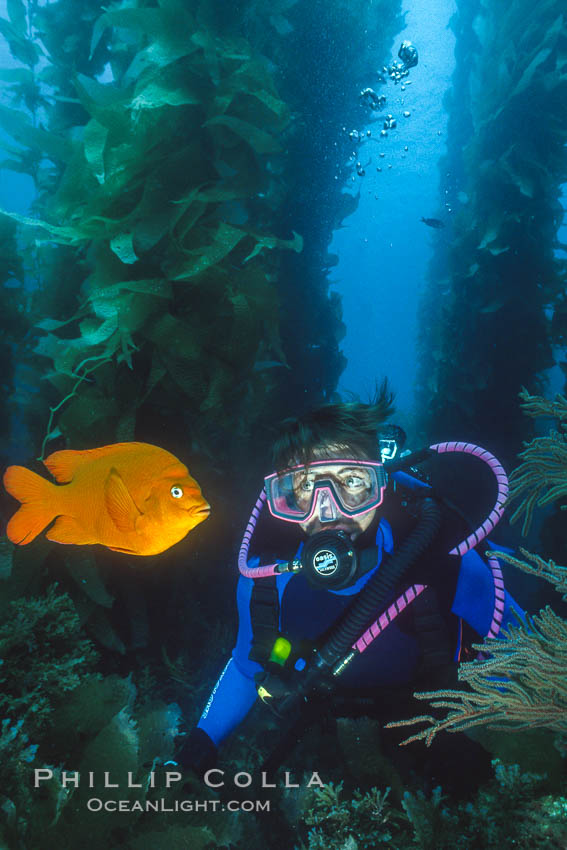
[420, 217, 445, 229]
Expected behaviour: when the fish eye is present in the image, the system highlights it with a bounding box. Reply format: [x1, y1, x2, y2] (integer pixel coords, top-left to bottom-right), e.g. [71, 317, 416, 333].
[170, 485, 184, 499]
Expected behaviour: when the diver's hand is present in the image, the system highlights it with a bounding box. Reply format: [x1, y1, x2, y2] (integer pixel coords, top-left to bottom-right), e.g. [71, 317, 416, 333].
[174, 726, 218, 778]
[255, 659, 334, 717]
[255, 667, 308, 717]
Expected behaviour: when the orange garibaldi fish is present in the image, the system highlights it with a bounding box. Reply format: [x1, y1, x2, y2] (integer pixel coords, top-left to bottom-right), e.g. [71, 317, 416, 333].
[3, 442, 210, 556]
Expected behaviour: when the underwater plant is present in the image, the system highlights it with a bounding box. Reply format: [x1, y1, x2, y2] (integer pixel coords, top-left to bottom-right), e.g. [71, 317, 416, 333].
[0, 217, 26, 452]
[300, 780, 402, 849]
[0, 585, 98, 734]
[0, 597, 233, 850]
[506, 389, 567, 535]
[0, 0, 301, 469]
[295, 762, 567, 849]
[385, 391, 567, 749]
[0, 583, 98, 843]
[385, 600, 567, 746]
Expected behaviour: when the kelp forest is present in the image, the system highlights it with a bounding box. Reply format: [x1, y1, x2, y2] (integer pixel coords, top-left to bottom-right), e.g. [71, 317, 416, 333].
[1, 0, 567, 848]
[418, 0, 567, 438]
[416, 0, 567, 514]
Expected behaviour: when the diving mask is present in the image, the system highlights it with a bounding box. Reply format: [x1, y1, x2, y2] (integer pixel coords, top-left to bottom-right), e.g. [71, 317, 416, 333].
[264, 459, 388, 523]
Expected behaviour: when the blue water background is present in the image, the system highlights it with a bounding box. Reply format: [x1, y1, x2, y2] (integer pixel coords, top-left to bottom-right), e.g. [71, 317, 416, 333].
[331, 0, 456, 427]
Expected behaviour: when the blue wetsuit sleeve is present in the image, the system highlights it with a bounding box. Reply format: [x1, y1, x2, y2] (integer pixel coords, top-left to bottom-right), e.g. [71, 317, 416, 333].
[452, 549, 524, 637]
[197, 574, 263, 747]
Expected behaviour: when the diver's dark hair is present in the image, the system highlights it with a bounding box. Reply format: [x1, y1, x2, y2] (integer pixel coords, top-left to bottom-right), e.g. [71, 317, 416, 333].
[272, 379, 395, 471]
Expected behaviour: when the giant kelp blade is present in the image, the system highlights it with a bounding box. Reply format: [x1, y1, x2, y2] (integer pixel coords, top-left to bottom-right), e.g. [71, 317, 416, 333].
[243, 230, 303, 264]
[170, 222, 247, 279]
[89, 8, 170, 59]
[90, 4, 195, 68]
[6, 0, 27, 36]
[0, 103, 74, 162]
[205, 114, 283, 155]
[83, 118, 108, 183]
[0, 16, 40, 65]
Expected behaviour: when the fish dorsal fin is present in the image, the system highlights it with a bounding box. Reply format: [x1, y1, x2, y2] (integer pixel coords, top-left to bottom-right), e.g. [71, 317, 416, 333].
[43, 443, 158, 483]
[43, 449, 92, 483]
[104, 468, 142, 533]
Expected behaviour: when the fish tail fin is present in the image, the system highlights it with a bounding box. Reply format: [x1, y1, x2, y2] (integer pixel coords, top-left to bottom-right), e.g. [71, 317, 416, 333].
[3, 466, 58, 545]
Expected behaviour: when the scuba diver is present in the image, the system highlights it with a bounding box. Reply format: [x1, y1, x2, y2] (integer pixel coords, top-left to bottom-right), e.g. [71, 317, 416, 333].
[176, 382, 523, 792]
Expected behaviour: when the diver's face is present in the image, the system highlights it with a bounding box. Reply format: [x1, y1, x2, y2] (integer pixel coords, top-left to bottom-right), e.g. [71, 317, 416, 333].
[295, 453, 378, 540]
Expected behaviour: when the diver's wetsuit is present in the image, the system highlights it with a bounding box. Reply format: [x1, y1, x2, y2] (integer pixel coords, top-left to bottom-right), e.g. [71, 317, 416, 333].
[196, 474, 523, 751]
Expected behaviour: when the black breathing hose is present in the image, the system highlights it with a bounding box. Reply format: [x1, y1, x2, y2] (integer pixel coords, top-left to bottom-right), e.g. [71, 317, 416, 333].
[317, 496, 443, 666]
[260, 495, 444, 774]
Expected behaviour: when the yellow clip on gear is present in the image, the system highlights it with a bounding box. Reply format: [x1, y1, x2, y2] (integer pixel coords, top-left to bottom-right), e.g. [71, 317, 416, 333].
[257, 685, 272, 702]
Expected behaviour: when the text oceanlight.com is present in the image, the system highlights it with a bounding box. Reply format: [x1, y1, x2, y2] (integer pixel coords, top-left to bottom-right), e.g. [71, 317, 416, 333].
[86, 798, 270, 813]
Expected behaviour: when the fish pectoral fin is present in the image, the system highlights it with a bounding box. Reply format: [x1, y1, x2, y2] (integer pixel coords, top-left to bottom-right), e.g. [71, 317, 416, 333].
[46, 515, 91, 545]
[104, 468, 142, 533]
